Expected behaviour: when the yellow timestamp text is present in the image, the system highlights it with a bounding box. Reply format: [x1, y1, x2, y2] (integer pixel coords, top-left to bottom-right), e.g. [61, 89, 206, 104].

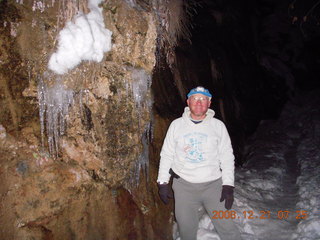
[212, 210, 308, 220]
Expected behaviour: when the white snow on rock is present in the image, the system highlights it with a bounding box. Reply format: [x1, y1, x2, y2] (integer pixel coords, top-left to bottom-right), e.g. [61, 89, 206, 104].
[48, 0, 112, 74]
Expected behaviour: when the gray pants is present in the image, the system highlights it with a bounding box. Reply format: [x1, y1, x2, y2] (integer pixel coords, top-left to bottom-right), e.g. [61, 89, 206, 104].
[172, 177, 241, 240]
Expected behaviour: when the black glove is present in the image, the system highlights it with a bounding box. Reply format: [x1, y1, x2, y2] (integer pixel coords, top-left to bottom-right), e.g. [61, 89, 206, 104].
[220, 185, 234, 210]
[158, 183, 173, 204]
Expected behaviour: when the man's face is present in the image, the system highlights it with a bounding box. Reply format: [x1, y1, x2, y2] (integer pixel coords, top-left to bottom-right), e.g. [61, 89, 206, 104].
[187, 93, 211, 120]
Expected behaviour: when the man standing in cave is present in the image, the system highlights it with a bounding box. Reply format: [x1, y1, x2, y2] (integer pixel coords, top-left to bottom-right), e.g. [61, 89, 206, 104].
[157, 86, 241, 240]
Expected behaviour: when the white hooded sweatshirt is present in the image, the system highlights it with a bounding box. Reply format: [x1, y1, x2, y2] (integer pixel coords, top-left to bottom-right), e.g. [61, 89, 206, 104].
[157, 107, 235, 186]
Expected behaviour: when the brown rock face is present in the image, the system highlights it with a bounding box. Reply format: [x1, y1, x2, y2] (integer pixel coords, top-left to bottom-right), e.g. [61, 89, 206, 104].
[0, 0, 174, 239]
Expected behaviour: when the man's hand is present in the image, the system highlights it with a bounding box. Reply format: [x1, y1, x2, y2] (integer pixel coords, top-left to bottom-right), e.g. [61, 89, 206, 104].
[220, 185, 234, 210]
[158, 183, 173, 204]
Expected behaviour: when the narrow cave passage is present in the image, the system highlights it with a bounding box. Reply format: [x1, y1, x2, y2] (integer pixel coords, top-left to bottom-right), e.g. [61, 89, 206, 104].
[152, 0, 320, 165]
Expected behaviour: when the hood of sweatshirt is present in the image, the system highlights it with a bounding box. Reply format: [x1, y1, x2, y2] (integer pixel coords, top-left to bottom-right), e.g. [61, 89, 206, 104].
[182, 107, 215, 125]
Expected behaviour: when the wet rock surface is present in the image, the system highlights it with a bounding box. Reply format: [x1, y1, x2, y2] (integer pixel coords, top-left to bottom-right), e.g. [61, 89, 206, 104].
[0, 0, 173, 239]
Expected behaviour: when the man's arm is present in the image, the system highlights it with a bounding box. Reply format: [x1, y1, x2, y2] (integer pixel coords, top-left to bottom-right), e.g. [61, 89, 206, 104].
[218, 122, 235, 209]
[157, 122, 176, 183]
[218, 122, 235, 187]
[157, 123, 176, 204]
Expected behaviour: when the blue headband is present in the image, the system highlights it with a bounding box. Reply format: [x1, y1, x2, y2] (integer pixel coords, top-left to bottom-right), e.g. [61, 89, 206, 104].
[187, 86, 212, 98]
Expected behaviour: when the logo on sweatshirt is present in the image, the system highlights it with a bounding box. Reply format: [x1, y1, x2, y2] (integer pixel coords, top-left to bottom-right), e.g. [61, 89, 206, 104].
[183, 132, 207, 163]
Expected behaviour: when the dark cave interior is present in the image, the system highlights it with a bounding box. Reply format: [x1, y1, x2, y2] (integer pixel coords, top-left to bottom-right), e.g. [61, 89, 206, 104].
[152, 0, 320, 165]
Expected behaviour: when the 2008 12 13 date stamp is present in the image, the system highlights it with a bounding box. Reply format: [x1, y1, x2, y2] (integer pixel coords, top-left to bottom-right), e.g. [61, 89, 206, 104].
[212, 210, 308, 220]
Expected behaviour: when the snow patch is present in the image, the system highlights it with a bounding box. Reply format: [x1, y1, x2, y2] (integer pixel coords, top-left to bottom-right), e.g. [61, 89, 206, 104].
[48, 0, 112, 74]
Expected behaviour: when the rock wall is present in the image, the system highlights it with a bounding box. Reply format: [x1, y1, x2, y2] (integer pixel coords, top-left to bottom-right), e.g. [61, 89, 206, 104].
[0, 0, 174, 239]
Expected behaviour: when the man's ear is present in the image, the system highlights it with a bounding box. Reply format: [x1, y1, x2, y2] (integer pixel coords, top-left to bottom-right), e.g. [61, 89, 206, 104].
[187, 99, 190, 106]
[208, 100, 211, 107]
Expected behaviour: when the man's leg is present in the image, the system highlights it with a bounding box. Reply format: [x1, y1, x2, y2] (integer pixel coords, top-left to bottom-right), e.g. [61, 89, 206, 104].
[202, 178, 241, 240]
[172, 178, 201, 240]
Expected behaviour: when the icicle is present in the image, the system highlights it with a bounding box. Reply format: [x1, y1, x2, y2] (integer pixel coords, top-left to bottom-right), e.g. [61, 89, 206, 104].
[131, 68, 151, 109]
[0, 124, 7, 139]
[38, 76, 46, 148]
[32, 0, 46, 12]
[130, 67, 152, 130]
[124, 0, 138, 8]
[37, 74, 74, 157]
[130, 122, 151, 186]
[125, 68, 154, 187]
